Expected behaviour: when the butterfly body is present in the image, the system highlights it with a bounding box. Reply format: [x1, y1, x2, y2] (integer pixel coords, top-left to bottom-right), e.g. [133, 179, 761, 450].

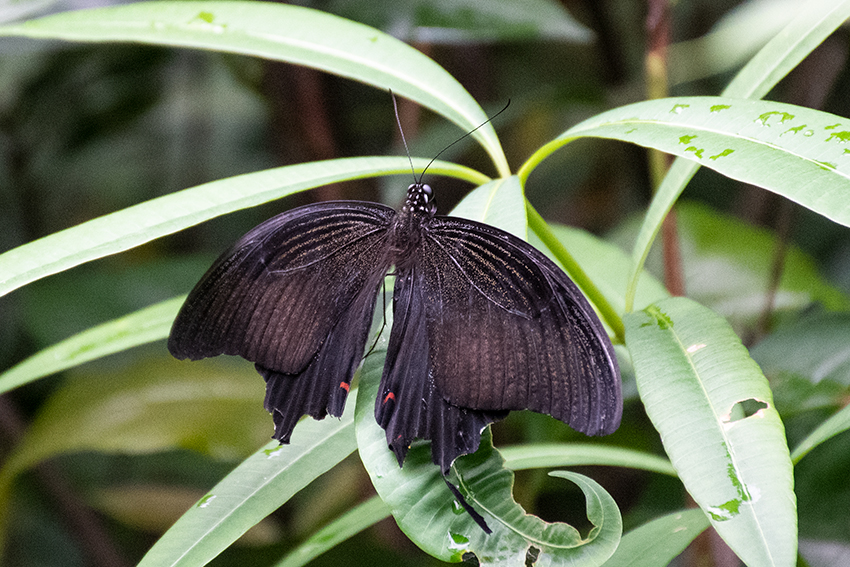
[169, 182, 622, 474]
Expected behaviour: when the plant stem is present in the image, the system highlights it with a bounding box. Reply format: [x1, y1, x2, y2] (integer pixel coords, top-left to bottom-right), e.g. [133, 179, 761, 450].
[526, 203, 625, 344]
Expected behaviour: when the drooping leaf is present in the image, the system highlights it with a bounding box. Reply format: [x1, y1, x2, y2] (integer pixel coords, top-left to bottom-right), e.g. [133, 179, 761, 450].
[0, 297, 183, 396]
[790, 404, 850, 464]
[137, 390, 358, 567]
[531, 98, 850, 232]
[626, 0, 850, 310]
[273, 496, 390, 567]
[603, 508, 710, 567]
[752, 311, 850, 387]
[327, 0, 593, 44]
[0, 1, 507, 173]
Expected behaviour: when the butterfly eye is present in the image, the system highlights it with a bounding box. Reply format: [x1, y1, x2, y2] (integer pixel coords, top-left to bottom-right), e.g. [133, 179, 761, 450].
[421, 184, 433, 200]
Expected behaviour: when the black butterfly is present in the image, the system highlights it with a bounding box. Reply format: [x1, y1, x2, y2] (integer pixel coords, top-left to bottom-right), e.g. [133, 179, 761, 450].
[169, 179, 622, 474]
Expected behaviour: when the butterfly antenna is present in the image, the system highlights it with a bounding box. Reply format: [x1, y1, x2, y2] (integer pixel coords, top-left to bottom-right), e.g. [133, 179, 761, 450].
[391, 90, 418, 185]
[391, 90, 510, 184]
[420, 99, 510, 183]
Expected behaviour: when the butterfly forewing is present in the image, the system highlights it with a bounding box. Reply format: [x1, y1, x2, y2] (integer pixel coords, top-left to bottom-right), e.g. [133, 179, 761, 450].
[168, 202, 395, 442]
[169, 202, 394, 370]
[420, 216, 622, 436]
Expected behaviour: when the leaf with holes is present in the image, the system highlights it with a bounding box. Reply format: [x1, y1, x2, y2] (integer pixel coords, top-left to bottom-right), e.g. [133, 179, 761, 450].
[624, 297, 796, 567]
[354, 350, 622, 566]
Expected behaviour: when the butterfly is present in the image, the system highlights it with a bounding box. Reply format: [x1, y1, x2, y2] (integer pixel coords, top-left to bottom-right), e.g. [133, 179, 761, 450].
[169, 103, 622, 532]
[168, 178, 621, 510]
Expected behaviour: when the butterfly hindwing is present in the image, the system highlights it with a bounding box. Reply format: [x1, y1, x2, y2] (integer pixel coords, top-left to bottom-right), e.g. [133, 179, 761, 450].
[376, 266, 507, 473]
[421, 216, 622, 437]
[169, 201, 395, 440]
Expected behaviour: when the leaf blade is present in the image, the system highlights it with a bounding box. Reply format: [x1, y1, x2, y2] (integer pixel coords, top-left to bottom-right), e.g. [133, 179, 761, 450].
[0, 157, 486, 297]
[624, 297, 797, 567]
[354, 349, 622, 566]
[0, 297, 182, 396]
[0, 1, 507, 173]
[138, 392, 358, 567]
[626, 0, 850, 310]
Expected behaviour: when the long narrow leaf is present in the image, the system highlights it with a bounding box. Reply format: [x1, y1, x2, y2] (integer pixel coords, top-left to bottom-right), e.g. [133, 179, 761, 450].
[273, 496, 390, 567]
[625, 297, 796, 567]
[791, 404, 850, 464]
[355, 352, 621, 566]
[532, 97, 850, 230]
[138, 395, 358, 567]
[0, 157, 486, 297]
[625, 0, 850, 310]
[0, 1, 508, 173]
[500, 444, 676, 477]
[603, 509, 710, 567]
[0, 297, 183, 396]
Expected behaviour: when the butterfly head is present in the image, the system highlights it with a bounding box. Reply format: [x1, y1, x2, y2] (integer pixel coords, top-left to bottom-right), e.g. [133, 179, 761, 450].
[402, 182, 437, 217]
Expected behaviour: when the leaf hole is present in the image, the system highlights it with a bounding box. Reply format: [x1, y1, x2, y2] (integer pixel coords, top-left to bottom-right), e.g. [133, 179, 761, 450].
[723, 398, 768, 423]
[525, 546, 540, 566]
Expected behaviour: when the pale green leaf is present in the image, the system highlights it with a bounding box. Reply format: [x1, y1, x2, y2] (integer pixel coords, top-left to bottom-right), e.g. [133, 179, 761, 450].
[137, 390, 358, 567]
[0, 1, 507, 173]
[273, 496, 390, 567]
[531, 223, 668, 316]
[546, 97, 850, 230]
[354, 352, 622, 566]
[625, 297, 797, 567]
[752, 312, 850, 387]
[0, 157, 486, 297]
[603, 508, 710, 567]
[329, 0, 593, 43]
[0, 358, 268, 480]
[628, 0, 850, 310]
[0, 297, 182, 396]
[500, 444, 676, 477]
[451, 175, 527, 239]
[790, 403, 850, 464]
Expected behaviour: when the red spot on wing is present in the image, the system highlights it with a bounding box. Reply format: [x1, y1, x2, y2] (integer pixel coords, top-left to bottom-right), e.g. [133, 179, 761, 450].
[339, 382, 350, 392]
[383, 392, 395, 404]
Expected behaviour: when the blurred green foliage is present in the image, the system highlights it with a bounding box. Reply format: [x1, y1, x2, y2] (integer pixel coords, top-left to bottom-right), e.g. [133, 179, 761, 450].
[0, 1, 849, 566]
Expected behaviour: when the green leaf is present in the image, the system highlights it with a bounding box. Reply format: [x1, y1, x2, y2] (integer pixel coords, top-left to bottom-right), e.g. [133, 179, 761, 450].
[329, 0, 593, 44]
[627, 0, 850, 310]
[539, 97, 850, 229]
[89, 484, 282, 546]
[0, 297, 182, 396]
[791, 403, 850, 464]
[603, 508, 710, 567]
[0, 157, 486, 298]
[451, 175, 528, 239]
[0, 358, 269, 481]
[624, 297, 797, 567]
[752, 312, 850, 388]
[531, 223, 668, 320]
[273, 496, 390, 567]
[0, 356, 272, 555]
[354, 352, 622, 565]
[722, 0, 850, 101]
[623, 202, 849, 330]
[500, 444, 676, 477]
[137, 389, 358, 567]
[0, 1, 507, 173]
[669, 0, 800, 84]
